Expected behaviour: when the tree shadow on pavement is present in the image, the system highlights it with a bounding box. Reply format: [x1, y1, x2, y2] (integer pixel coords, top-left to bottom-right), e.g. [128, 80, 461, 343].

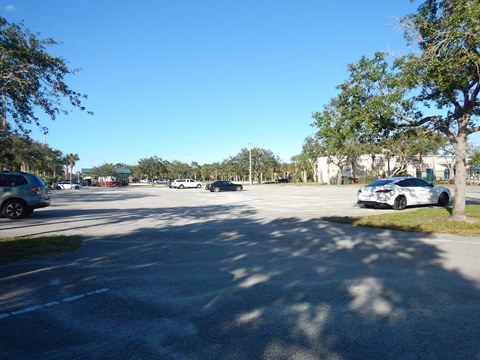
[1, 205, 479, 359]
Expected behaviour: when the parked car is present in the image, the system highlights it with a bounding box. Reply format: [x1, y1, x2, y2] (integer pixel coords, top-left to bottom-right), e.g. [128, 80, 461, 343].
[0, 171, 50, 219]
[54, 180, 82, 190]
[152, 179, 169, 184]
[170, 179, 202, 189]
[205, 180, 243, 192]
[357, 177, 450, 210]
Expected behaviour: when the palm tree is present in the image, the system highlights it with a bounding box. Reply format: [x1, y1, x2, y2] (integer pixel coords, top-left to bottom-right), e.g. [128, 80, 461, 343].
[65, 153, 79, 182]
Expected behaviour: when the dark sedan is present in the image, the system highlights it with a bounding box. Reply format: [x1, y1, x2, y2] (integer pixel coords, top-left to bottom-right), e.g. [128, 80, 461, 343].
[205, 180, 243, 192]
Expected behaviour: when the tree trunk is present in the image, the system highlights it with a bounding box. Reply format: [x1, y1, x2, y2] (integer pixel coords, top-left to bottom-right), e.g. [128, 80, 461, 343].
[350, 159, 357, 180]
[336, 168, 343, 185]
[451, 134, 468, 221]
[310, 160, 317, 183]
[370, 154, 376, 174]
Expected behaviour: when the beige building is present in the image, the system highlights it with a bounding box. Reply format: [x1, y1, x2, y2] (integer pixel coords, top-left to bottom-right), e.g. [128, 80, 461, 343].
[316, 154, 454, 184]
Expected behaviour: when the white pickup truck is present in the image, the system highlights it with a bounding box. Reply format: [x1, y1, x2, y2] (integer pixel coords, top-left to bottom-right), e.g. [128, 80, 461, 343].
[170, 179, 202, 189]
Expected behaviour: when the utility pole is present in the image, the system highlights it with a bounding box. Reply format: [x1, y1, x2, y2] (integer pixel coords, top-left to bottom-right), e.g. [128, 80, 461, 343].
[249, 144, 252, 185]
[1, 93, 8, 171]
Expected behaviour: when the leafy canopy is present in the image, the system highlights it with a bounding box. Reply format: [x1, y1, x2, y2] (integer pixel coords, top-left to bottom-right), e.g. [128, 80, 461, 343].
[0, 16, 91, 135]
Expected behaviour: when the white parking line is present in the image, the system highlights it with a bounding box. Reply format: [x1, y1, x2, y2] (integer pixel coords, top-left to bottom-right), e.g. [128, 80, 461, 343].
[0, 288, 108, 320]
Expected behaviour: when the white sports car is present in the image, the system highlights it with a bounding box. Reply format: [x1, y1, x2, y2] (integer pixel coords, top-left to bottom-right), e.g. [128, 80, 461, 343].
[54, 180, 82, 190]
[357, 177, 451, 210]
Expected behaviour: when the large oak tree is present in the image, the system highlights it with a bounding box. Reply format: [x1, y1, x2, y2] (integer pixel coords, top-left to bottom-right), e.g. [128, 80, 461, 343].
[1, 16, 91, 170]
[313, 0, 479, 220]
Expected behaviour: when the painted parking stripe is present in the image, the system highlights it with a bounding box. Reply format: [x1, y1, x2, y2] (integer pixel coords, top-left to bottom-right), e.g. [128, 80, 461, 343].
[0, 288, 108, 320]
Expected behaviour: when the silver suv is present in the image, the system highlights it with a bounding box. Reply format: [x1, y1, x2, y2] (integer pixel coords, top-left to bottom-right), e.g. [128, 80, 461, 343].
[0, 171, 51, 219]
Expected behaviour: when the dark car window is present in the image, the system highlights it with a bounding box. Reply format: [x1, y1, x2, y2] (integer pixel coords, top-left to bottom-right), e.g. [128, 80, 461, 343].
[0, 174, 28, 186]
[413, 178, 433, 187]
[7, 175, 28, 186]
[396, 178, 417, 187]
[367, 179, 394, 187]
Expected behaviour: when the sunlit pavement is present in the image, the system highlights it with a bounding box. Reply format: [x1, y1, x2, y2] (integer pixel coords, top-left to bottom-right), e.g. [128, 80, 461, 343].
[1, 185, 479, 359]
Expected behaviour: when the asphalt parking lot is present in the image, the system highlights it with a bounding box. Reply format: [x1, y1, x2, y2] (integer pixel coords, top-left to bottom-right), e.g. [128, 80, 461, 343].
[0, 184, 370, 238]
[1, 184, 480, 359]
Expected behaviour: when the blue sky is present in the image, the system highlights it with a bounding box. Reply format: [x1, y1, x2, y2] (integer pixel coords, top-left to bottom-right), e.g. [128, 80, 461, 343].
[2, 1, 479, 172]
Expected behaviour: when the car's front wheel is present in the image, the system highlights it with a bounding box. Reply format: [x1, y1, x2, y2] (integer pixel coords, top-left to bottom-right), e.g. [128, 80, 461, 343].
[235, 186, 242, 191]
[438, 192, 449, 207]
[197, 184, 202, 188]
[214, 187, 220, 192]
[3, 199, 28, 219]
[179, 185, 184, 189]
[393, 196, 407, 210]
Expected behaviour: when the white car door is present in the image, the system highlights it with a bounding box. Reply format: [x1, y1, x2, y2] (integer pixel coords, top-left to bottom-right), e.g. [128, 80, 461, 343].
[396, 178, 424, 206]
[413, 178, 437, 204]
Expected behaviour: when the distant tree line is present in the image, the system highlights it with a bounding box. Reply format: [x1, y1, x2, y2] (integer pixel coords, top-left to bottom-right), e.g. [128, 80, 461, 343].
[0, 134, 81, 186]
[92, 147, 300, 184]
[3, 130, 480, 188]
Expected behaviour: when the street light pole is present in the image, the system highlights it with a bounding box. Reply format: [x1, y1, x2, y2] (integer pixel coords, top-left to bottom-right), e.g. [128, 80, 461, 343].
[2, 93, 8, 171]
[249, 144, 252, 185]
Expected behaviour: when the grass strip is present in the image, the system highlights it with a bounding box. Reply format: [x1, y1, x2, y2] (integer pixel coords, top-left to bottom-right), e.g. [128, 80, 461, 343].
[0, 235, 83, 265]
[324, 205, 480, 236]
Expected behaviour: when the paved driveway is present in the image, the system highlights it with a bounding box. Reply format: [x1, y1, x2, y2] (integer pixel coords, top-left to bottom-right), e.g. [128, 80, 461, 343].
[1, 185, 480, 359]
[0, 184, 369, 238]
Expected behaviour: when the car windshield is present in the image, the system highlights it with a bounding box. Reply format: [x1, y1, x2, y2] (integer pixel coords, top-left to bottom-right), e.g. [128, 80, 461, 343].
[367, 179, 395, 187]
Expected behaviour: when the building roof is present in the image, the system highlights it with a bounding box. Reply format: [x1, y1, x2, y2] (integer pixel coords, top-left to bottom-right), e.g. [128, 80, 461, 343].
[81, 168, 131, 175]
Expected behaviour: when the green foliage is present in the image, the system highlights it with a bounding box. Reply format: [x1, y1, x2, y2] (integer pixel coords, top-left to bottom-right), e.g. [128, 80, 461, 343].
[226, 147, 280, 182]
[0, 133, 65, 174]
[166, 160, 191, 179]
[0, 16, 91, 134]
[403, 0, 480, 113]
[65, 153, 79, 180]
[65, 153, 79, 166]
[91, 163, 118, 177]
[136, 156, 167, 181]
[44, 176, 59, 187]
[378, 128, 448, 176]
[309, 0, 480, 219]
[311, 102, 373, 183]
[468, 147, 480, 166]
